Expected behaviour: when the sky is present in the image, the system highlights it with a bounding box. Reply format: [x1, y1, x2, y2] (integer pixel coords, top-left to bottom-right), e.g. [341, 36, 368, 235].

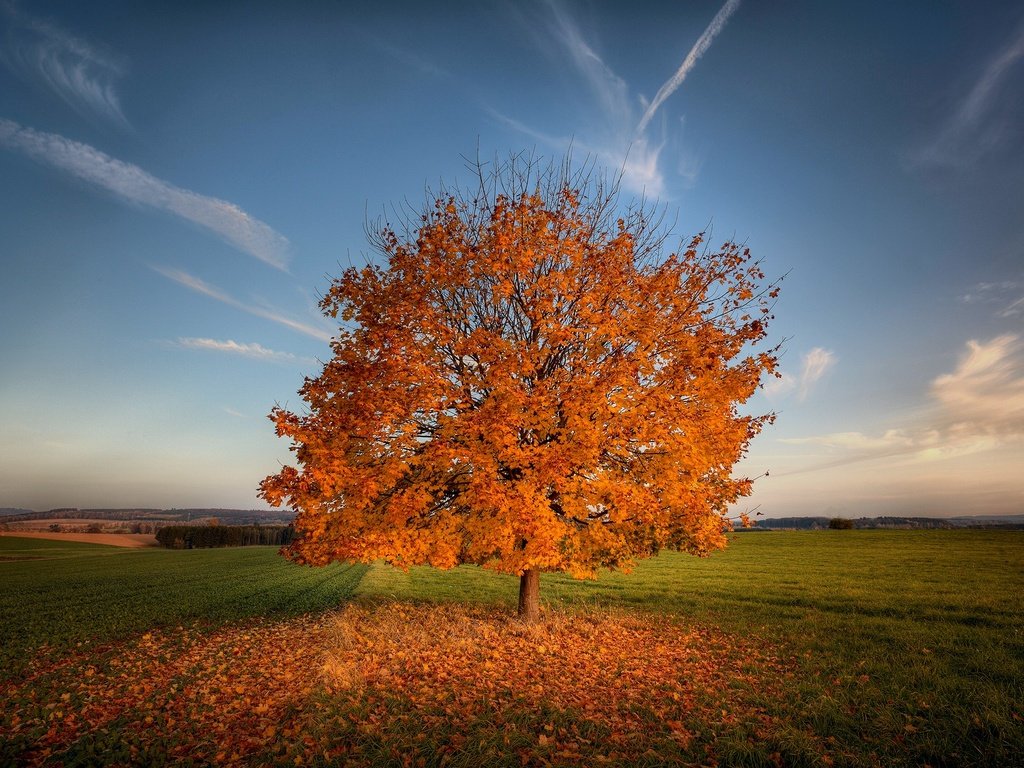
[1, 0, 1022, 518]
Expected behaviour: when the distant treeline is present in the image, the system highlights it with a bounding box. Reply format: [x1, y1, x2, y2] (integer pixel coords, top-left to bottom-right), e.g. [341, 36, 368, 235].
[755, 515, 1024, 530]
[156, 525, 294, 549]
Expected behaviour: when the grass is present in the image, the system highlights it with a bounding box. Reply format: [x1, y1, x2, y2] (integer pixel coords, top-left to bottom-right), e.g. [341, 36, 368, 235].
[1, 530, 1022, 766]
[0, 536, 368, 674]
[357, 530, 1024, 766]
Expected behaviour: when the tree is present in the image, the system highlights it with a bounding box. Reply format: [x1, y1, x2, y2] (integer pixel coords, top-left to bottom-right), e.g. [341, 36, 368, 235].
[829, 517, 854, 530]
[260, 154, 780, 621]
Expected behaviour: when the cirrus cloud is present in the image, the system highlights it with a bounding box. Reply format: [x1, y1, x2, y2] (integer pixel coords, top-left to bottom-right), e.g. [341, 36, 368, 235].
[169, 337, 313, 365]
[763, 346, 836, 401]
[152, 266, 332, 342]
[0, 118, 291, 270]
[910, 21, 1024, 169]
[1, 3, 130, 128]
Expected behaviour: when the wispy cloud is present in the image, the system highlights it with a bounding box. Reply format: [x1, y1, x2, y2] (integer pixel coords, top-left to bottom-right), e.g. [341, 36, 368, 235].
[763, 347, 836, 401]
[959, 278, 1024, 318]
[170, 337, 312, 365]
[539, 2, 665, 195]
[153, 266, 332, 342]
[1001, 296, 1024, 318]
[488, 106, 667, 196]
[361, 30, 451, 79]
[0, 119, 290, 270]
[498, 1, 740, 196]
[912, 21, 1024, 169]
[932, 334, 1024, 433]
[1, 4, 129, 127]
[486, 109, 566, 149]
[547, 1, 632, 131]
[782, 430, 919, 453]
[798, 347, 836, 400]
[779, 335, 1024, 473]
[635, 0, 741, 136]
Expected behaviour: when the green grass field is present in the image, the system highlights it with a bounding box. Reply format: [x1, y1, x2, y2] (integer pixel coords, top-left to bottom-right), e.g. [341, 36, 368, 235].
[1, 530, 1022, 766]
[0, 537, 368, 674]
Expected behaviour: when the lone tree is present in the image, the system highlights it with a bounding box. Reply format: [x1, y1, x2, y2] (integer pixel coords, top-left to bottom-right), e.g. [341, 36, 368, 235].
[260, 155, 780, 621]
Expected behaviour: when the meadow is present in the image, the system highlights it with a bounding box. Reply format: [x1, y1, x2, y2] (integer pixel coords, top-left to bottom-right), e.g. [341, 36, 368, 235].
[1, 530, 1021, 766]
[0, 537, 368, 674]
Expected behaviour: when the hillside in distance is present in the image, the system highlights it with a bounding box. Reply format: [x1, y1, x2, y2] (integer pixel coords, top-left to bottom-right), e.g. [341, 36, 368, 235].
[6, 510, 1022, 531]
[0, 507, 294, 526]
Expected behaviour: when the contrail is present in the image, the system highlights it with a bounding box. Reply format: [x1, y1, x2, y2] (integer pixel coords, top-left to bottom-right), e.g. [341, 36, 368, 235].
[635, 0, 741, 136]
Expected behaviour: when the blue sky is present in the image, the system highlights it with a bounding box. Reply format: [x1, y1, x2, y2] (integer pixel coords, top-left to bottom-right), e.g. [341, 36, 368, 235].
[1, 0, 1022, 517]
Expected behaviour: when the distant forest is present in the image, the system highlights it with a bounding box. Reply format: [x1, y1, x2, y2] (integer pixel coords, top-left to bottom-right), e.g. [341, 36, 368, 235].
[155, 524, 294, 549]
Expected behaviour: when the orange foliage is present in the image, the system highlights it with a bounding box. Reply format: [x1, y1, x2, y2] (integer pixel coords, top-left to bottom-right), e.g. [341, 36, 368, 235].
[261, 157, 780, 580]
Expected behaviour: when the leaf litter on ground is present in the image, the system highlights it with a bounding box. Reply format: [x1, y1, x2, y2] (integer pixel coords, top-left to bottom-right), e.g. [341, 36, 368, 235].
[1, 601, 818, 766]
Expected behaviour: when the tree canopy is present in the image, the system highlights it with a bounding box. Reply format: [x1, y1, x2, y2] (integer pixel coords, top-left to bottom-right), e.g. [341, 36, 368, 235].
[260, 155, 780, 619]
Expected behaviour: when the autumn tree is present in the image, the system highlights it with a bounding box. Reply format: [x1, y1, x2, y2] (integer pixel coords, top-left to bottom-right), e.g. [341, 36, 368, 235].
[260, 154, 780, 621]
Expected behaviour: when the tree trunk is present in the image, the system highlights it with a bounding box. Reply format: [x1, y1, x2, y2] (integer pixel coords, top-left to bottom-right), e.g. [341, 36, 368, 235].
[518, 568, 540, 622]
